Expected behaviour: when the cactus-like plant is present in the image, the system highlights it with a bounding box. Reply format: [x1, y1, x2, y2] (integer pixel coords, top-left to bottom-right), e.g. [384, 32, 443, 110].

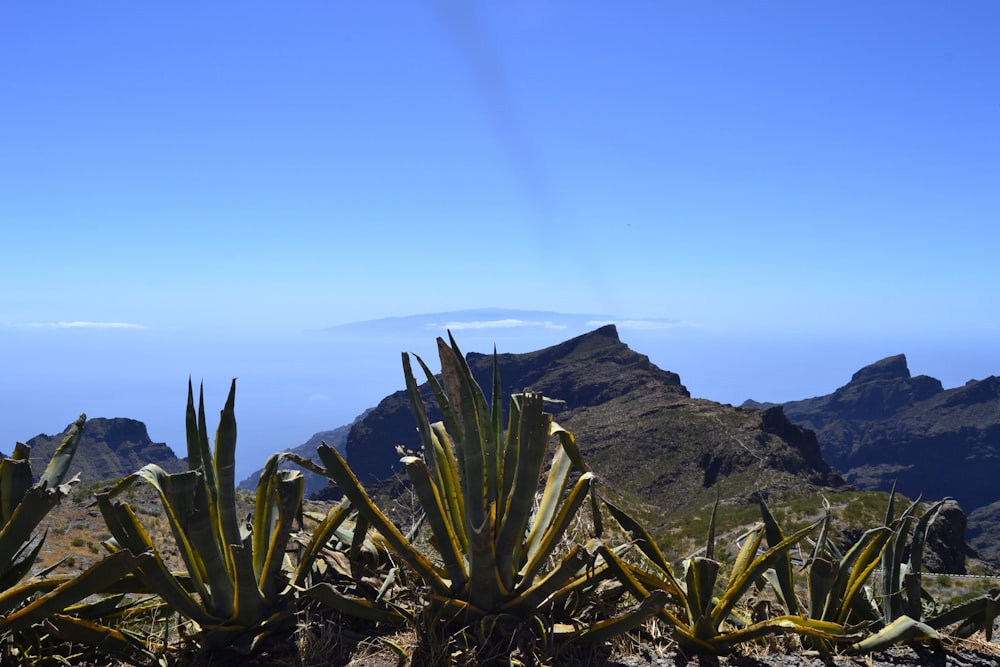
[0, 416, 149, 662]
[316, 334, 664, 658]
[96, 380, 307, 653]
[601, 496, 844, 655]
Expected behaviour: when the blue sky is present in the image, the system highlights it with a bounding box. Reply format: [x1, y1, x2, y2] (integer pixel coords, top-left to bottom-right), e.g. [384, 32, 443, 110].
[3, 3, 999, 479]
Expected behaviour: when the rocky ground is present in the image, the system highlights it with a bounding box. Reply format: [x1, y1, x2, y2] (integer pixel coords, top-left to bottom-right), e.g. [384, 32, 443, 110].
[606, 644, 1000, 667]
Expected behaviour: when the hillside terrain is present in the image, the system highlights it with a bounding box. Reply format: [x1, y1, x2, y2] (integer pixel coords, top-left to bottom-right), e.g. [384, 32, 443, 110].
[745, 354, 1000, 562]
[17, 332, 990, 574]
[343, 325, 848, 548]
[237, 415, 366, 497]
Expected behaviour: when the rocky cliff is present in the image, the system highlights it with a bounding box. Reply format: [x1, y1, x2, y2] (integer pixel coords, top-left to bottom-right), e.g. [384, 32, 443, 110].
[23, 417, 186, 483]
[747, 354, 1000, 562]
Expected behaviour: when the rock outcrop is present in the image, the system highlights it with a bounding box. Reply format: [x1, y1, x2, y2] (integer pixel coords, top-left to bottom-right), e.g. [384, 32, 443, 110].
[924, 499, 973, 574]
[23, 417, 185, 483]
[757, 355, 1000, 513]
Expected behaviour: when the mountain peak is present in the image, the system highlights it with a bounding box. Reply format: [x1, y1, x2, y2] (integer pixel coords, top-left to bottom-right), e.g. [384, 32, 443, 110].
[26, 417, 185, 483]
[849, 354, 910, 384]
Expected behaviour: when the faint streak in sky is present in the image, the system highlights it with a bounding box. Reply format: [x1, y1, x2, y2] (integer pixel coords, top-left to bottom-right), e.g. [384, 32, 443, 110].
[430, 1, 622, 316]
[432, 0, 551, 216]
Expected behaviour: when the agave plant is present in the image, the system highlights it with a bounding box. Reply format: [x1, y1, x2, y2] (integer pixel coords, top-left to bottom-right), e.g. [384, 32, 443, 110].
[841, 488, 996, 649]
[0, 416, 150, 661]
[316, 334, 664, 657]
[601, 496, 845, 655]
[96, 380, 307, 653]
[769, 490, 945, 654]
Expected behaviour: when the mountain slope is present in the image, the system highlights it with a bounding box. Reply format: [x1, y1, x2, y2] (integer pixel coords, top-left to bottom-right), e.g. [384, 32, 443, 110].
[237, 411, 369, 497]
[344, 325, 844, 536]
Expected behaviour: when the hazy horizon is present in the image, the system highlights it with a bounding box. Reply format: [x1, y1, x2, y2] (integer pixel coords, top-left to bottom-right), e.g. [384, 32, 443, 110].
[4, 309, 997, 481]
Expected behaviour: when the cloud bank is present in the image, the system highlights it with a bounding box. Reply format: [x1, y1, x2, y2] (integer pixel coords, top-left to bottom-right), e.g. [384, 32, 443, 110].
[425, 318, 568, 331]
[11, 321, 147, 329]
[585, 319, 694, 331]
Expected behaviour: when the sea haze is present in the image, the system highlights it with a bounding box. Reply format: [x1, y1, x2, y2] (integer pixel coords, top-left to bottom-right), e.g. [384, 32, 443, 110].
[2, 308, 998, 481]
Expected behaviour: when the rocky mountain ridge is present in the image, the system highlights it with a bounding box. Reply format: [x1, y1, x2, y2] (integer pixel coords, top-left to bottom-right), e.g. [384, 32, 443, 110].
[19, 417, 186, 483]
[745, 354, 1000, 562]
[344, 325, 845, 536]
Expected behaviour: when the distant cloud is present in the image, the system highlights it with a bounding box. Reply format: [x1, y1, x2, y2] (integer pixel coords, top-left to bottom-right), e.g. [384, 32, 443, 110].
[308, 393, 330, 402]
[12, 321, 147, 329]
[586, 319, 694, 331]
[426, 318, 567, 331]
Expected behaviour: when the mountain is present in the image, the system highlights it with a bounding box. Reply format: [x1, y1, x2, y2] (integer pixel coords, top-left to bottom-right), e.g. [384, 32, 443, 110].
[22, 417, 186, 483]
[342, 325, 844, 538]
[237, 411, 370, 497]
[745, 354, 1000, 561]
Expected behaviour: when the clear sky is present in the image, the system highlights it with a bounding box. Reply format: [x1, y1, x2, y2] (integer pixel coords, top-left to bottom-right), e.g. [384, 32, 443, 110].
[2, 3, 999, 479]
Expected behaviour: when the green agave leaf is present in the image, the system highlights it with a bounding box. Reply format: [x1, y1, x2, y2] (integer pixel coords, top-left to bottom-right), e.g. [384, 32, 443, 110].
[572, 589, 670, 645]
[403, 455, 467, 591]
[550, 422, 602, 538]
[429, 422, 467, 551]
[436, 335, 489, 549]
[495, 392, 553, 589]
[489, 346, 504, 522]
[596, 543, 689, 632]
[830, 526, 892, 624]
[685, 556, 721, 631]
[257, 468, 303, 600]
[403, 352, 468, 552]
[498, 543, 589, 617]
[45, 614, 158, 667]
[0, 549, 148, 634]
[521, 443, 573, 566]
[0, 448, 32, 526]
[0, 486, 67, 578]
[186, 380, 219, 509]
[847, 614, 941, 654]
[808, 556, 838, 622]
[228, 543, 268, 627]
[711, 615, 847, 655]
[315, 443, 448, 594]
[466, 508, 505, 611]
[214, 379, 243, 557]
[600, 496, 675, 583]
[38, 413, 86, 490]
[304, 582, 410, 625]
[108, 466, 234, 614]
[759, 497, 799, 617]
[730, 526, 764, 584]
[519, 472, 593, 590]
[713, 517, 821, 627]
[925, 588, 999, 638]
[410, 352, 463, 479]
[0, 533, 46, 596]
[904, 499, 945, 619]
[97, 493, 218, 625]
